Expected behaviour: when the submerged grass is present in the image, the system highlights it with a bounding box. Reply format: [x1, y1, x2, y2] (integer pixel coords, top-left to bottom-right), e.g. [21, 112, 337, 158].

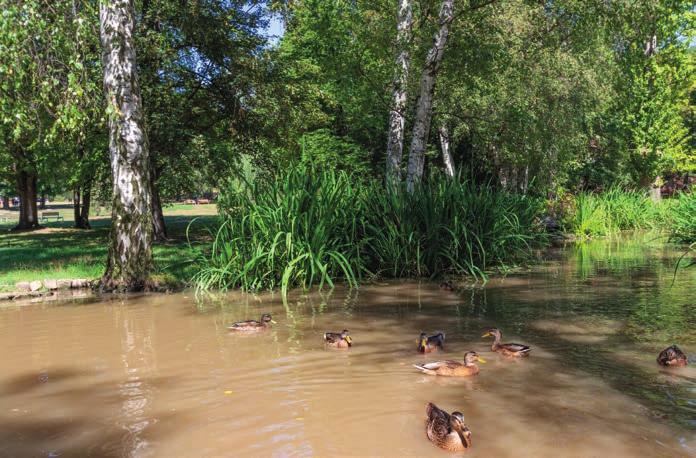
[191, 165, 546, 295]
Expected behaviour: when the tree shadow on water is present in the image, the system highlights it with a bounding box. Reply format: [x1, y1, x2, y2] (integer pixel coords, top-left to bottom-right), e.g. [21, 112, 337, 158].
[0, 367, 188, 457]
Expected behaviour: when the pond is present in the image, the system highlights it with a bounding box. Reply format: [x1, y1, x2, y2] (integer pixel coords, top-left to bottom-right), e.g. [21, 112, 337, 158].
[1, 236, 694, 457]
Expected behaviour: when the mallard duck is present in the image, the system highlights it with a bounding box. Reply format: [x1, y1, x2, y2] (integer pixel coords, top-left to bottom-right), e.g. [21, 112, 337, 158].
[227, 313, 275, 332]
[439, 281, 456, 291]
[657, 345, 688, 367]
[324, 329, 352, 348]
[482, 328, 531, 357]
[413, 351, 485, 377]
[418, 332, 445, 353]
[425, 402, 472, 452]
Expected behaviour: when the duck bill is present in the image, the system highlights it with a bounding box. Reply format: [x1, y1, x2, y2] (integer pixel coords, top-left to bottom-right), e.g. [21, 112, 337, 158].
[477, 357, 487, 363]
[481, 332, 491, 338]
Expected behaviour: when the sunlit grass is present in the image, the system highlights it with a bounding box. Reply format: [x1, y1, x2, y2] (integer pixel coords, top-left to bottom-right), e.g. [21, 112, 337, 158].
[191, 165, 546, 296]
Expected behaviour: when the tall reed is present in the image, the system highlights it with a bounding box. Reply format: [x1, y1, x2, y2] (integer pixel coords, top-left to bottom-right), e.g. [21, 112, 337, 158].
[191, 165, 546, 294]
[668, 191, 696, 244]
[563, 188, 657, 238]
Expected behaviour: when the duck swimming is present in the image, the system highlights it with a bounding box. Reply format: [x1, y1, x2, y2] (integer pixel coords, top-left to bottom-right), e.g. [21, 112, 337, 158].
[324, 329, 352, 348]
[227, 313, 275, 332]
[657, 345, 688, 367]
[413, 351, 485, 377]
[417, 332, 445, 353]
[482, 328, 531, 357]
[425, 402, 472, 452]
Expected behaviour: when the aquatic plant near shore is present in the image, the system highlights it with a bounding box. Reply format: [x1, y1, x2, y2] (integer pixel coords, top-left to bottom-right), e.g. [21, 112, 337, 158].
[191, 165, 545, 295]
[668, 191, 696, 244]
[562, 188, 658, 238]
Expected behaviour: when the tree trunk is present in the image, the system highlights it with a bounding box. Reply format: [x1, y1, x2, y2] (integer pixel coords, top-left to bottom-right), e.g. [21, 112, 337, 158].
[80, 182, 92, 229]
[13, 169, 40, 230]
[73, 188, 81, 225]
[100, 0, 153, 291]
[385, 0, 413, 185]
[439, 124, 455, 178]
[1, 196, 8, 209]
[405, 0, 455, 192]
[150, 166, 167, 241]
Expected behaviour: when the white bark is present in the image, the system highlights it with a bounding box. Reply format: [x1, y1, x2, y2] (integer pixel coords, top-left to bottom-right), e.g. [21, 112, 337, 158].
[439, 124, 454, 177]
[100, 0, 153, 290]
[385, 0, 413, 184]
[406, 0, 454, 192]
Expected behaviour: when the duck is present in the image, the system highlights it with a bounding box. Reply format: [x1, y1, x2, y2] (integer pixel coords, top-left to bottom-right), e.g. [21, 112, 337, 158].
[324, 329, 352, 348]
[657, 345, 688, 367]
[482, 328, 531, 357]
[439, 281, 456, 291]
[425, 402, 472, 452]
[227, 313, 275, 332]
[418, 332, 445, 353]
[413, 351, 485, 377]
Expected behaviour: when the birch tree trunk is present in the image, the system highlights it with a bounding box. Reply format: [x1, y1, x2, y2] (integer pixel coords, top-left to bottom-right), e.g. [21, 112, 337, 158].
[405, 0, 454, 192]
[439, 124, 455, 177]
[100, 0, 153, 291]
[150, 165, 167, 241]
[385, 0, 413, 185]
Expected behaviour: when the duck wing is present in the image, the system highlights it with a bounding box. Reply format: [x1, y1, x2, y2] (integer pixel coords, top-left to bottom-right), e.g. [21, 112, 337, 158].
[502, 342, 531, 353]
[426, 403, 454, 442]
[427, 333, 445, 349]
[323, 332, 343, 344]
[228, 319, 261, 329]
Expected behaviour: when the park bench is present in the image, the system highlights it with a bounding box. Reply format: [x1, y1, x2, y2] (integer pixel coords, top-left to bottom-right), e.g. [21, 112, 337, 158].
[197, 198, 210, 204]
[40, 211, 64, 222]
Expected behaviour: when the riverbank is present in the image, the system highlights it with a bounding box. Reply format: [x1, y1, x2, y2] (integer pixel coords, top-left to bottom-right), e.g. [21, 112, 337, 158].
[0, 203, 218, 294]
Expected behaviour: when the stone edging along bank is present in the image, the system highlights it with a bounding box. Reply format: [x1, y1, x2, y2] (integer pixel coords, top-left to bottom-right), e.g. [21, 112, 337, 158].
[0, 279, 93, 302]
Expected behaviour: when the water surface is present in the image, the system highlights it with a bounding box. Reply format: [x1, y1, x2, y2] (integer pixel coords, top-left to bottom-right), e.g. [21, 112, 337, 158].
[1, 237, 695, 457]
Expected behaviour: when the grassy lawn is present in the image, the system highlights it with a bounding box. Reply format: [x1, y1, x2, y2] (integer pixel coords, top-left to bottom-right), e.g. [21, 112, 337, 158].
[0, 202, 218, 292]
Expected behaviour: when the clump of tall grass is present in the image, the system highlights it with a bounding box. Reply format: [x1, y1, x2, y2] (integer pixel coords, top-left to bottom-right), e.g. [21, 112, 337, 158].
[668, 191, 696, 244]
[363, 178, 544, 278]
[563, 188, 657, 238]
[192, 167, 365, 296]
[191, 165, 546, 295]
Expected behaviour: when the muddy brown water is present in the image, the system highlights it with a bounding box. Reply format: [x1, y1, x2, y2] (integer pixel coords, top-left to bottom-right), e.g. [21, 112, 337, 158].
[1, 237, 695, 457]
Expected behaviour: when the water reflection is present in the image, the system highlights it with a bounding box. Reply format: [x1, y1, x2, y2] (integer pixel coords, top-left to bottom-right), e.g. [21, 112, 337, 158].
[0, 237, 694, 456]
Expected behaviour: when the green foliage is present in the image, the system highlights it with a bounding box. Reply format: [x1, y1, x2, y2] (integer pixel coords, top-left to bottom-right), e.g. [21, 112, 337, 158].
[668, 191, 696, 243]
[362, 175, 545, 278]
[192, 165, 365, 296]
[192, 164, 546, 295]
[562, 188, 658, 238]
[300, 129, 372, 175]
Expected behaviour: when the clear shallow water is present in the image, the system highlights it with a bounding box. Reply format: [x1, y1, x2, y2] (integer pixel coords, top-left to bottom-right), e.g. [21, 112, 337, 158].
[0, 237, 695, 457]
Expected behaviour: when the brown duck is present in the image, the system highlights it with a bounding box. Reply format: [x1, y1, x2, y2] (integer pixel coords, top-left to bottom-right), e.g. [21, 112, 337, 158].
[425, 402, 472, 452]
[227, 313, 275, 332]
[417, 332, 445, 353]
[324, 329, 352, 348]
[657, 345, 688, 367]
[482, 328, 531, 357]
[413, 351, 485, 377]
